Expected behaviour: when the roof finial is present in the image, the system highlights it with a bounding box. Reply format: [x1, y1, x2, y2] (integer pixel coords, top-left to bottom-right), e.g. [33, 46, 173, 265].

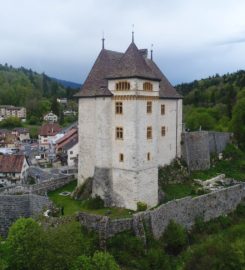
[132, 24, 134, 43]
[150, 44, 153, 60]
[102, 31, 105, 49]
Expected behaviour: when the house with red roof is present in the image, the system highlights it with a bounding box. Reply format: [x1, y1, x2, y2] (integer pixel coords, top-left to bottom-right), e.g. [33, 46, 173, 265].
[0, 155, 29, 186]
[38, 123, 61, 150]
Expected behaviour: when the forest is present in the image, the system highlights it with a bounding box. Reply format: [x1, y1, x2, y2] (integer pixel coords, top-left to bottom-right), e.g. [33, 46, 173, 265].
[0, 63, 79, 126]
[176, 70, 245, 149]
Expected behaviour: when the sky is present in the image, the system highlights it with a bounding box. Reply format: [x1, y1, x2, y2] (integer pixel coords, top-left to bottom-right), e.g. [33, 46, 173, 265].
[0, 0, 245, 85]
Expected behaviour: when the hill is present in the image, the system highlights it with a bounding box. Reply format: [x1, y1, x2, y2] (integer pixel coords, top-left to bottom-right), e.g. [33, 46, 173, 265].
[0, 63, 79, 122]
[51, 77, 81, 89]
[176, 70, 245, 149]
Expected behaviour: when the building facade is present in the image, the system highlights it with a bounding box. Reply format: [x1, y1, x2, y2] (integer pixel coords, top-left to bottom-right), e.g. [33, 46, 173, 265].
[76, 41, 182, 210]
[43, 112, 58, 123]
[0, 106, 26, 121]
[0, 155, 29, 186]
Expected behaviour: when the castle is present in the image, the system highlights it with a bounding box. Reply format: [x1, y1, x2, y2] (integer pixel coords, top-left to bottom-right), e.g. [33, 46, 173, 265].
[76, 37, 182, 210]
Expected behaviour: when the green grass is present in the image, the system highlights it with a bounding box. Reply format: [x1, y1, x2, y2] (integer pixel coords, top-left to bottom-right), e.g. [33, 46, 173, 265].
[190, 158, 245, 181]
[48, 180, 133, 219]
[162, 182, 197, 202]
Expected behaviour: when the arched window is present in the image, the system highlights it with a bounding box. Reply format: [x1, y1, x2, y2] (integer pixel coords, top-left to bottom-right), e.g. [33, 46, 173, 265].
[116, 81, 130, 91]
[143, 82, 153, 91]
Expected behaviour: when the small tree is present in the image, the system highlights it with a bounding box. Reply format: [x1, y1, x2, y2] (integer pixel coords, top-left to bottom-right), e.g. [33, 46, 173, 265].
[73, 252, 120, 270]
[163, 220, 188, 255]
[231, 98, 245, 150]
[6, 218, 44, 270]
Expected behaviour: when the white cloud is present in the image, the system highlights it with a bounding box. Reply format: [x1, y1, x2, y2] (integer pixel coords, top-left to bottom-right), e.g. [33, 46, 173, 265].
[0, 0, 244, 84]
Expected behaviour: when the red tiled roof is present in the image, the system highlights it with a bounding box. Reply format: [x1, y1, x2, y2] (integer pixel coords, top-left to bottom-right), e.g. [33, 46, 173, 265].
[39, 123, 61, 136]
[0, 155, 25, 173]
[56, 128, 78, 148]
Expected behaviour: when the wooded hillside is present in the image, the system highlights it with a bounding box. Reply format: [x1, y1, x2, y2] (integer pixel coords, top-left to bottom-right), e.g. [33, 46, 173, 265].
[176, 70, 245, 149]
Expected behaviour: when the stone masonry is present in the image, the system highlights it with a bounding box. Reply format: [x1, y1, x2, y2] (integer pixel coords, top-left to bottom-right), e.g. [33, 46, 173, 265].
[77, 183, 245, 240]
[0, 194, 51, 237]
[181, 131, 232, 171]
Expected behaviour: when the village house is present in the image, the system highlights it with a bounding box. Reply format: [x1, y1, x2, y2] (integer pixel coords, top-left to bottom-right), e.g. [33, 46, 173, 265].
[76, 38, 182, 210]
[12, 128, 30, 142]
[0, 155, 29, 186]
[43, 111, 58, 123]
[38, 123, 61, 150]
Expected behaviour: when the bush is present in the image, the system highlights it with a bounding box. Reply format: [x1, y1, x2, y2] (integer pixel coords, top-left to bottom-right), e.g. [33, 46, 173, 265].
[234, 203, 245, 218]
[85, 196, 104, 209]
[163, 220, 188, 255]
[223, 144, 244, 160]
[137, 201, 147, 211]
[72, 251, 120, 270]
[107, 231, 145, 268]
[184, 237, 245, 270]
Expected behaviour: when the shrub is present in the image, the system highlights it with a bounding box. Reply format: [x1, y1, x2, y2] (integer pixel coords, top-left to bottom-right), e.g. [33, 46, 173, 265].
[85, 196, 104, 209]
[137, 201, 147, 211]
[163, 220, 188, 255]
[72, 251, 120, 270]
[223, 144, 244, 160]
[235, 203, 245, 218]
[107, 231, 145, 268]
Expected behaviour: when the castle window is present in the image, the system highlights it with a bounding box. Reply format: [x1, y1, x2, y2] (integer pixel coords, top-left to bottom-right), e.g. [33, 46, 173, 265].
[119, 153, 124, 162]
[161, 104, 165, 115]
[147, 152, 151, 160]
[115, 102, 123, 114]
[143, 82, 153, 91]
[147, 101, 152, 113]
[147, 126, 152, 139]
[116, 127, 123, 140]
[161, 126, 166, 136]
[116, 81, 130, 91]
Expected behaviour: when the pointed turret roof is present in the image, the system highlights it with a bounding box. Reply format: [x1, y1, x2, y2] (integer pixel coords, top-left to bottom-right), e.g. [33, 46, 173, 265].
[106, 42, 161, 81]
[75, 41, 182, 99]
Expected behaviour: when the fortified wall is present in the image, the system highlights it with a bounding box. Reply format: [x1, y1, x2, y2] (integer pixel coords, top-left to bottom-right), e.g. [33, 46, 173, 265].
[77, 183, 245, 240]
[181, 131, 232, 171]
[0, 175, 74, 195]
[0, 194, 51, 237]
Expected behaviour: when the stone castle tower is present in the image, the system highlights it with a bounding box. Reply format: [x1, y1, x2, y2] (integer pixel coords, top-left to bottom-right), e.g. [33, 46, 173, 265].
[76, 39, 182, 210]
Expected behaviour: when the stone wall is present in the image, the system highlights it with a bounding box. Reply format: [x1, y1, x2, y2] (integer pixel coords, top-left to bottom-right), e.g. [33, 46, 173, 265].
[0, 175, 74, 195]
[181, 131, 232, 171]
[77, 183, 245, 240]
[0, 194, 51, 237]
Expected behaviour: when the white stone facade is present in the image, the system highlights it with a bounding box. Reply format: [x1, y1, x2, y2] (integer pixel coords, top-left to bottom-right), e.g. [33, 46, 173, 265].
[78, 78, 182, 210]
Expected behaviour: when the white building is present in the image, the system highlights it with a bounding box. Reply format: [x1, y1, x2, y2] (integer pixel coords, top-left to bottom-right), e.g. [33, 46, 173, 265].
[43, 112, 58, 123]
[38, 123, 61, 150]
[76, 39, 182, 210]
[0, 105, 26, 121]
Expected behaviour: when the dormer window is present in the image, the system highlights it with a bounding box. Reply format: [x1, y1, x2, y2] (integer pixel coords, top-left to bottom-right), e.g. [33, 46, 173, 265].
[116, 81, 130, 91]
[143, 82, 153, 91]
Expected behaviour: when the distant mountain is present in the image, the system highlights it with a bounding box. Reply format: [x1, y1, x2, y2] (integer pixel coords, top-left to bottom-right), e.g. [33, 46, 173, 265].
[51, 78, 81, 89]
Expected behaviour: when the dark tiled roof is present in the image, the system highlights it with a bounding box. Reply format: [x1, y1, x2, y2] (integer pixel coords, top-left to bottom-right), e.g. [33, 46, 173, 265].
[13, 128, 29, 134]
[145, 59, 182, 99]
[39, 123, 61, 136]
[63, 136, 78, 151]
[75, 42, 181, 99]
[0, 155, 25, 173]
[107, 42, 161, 81]
[75, 49, 122, 98]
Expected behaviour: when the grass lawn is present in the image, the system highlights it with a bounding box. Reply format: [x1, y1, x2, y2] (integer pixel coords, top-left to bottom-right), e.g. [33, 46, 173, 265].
[190, 158, 245, 181]
[161, 182, 197, 202]
[48, 180, 133, 219]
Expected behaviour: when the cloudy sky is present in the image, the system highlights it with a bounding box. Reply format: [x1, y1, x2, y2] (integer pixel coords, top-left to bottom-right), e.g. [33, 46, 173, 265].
[1, 0, 245, 85]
